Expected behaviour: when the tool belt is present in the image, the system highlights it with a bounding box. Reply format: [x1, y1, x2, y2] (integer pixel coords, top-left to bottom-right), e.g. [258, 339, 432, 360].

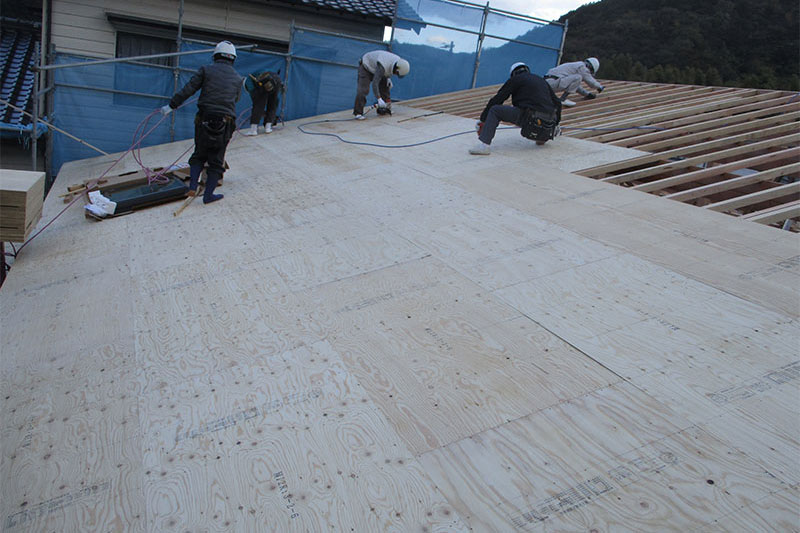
[519, 108, 559, 142]
[196, 113, 233, 147]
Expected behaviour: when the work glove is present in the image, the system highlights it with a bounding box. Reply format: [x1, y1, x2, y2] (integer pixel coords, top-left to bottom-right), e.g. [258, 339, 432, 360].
[597, 85, 605, 93]
[160, 105, 173, 115]
[476, 121, 484, 135]
[377, 98, 387, 109]
[584, 92, 597, 100]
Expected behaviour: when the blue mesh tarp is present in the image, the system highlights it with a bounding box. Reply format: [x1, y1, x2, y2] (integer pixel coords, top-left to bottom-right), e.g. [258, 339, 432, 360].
[49, 2, 564, 174]
[52, 54, 177, 174]
[475, 37, 561, 86]
[285, 28, 383, 119]
[52, 45, 286, 174]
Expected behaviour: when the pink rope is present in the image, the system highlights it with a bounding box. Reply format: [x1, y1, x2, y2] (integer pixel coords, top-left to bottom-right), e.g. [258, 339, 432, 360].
[14, 98, 251, 255]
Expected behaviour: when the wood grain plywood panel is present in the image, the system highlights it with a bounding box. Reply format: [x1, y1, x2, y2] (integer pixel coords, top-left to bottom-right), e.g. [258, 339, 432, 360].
[698, 484, 799, 532]
[632, 359, 800, 486]
[269, 230, 426, 292]
[419, 384, 790, 532]
[4, 87, 798, 531]
[140, 339, 468, 531]
[495, 252, 705, 342]
[701, 385, 800, 485]
[330, 311, 618, 456]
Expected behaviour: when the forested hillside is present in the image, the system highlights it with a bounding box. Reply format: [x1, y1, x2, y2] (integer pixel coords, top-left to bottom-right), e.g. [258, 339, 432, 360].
[559, 0, 799, 90]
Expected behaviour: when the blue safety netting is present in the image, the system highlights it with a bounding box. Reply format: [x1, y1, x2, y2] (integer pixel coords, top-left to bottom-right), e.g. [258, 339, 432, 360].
[49, 1, 564, 175]
[52, 54, 176, 173]
[284, 28, 380, 119]
[51, 44, 287, 174]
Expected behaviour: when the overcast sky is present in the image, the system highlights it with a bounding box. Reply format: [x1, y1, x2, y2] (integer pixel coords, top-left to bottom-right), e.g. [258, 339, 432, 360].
[487, 0, 592, 21]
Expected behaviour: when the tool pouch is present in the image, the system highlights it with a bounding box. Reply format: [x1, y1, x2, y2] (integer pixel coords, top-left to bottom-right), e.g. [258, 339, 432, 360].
[520, 109, 558, 143]
[199, 115, 230, 148]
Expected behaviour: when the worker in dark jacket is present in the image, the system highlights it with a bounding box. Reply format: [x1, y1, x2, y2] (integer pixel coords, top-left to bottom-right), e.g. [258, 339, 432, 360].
[470, 62, 562, 155]
[242, 70, 282, 136]
[161, 41, 243, 204]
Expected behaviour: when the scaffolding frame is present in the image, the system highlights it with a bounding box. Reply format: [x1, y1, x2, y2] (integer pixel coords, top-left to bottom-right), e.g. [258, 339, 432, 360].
[27, 0, 567, 179]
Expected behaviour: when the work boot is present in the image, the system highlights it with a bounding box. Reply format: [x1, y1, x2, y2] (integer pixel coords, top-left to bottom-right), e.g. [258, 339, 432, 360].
[469, 141, 491, 155]
[187, 164, 203, 196]
[203, 171, 224, 204]
[560, 93, 576, 107]
[354, 114, 366, 120]
[242, 124, 258, 136]
[260, 123, 272, 134]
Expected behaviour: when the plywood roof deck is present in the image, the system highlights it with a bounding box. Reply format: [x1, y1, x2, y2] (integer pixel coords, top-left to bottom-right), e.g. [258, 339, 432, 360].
[407, 81, 800, 229]
[0, 103, 798, 531]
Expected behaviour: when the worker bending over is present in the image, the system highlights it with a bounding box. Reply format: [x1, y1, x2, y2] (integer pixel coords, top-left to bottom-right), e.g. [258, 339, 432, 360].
[242, 70, 283, 136]
[544, 57, 604, 107]
[353, 50, 410, 120]
[470, 62, 561, 156]
[161, 41, 242, 204]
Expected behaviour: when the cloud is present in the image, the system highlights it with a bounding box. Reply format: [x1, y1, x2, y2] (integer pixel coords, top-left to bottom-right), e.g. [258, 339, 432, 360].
[487, 0, 589, 21]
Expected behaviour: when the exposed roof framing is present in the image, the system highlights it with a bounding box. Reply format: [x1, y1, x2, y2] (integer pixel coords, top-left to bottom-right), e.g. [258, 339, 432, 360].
[405, 80, 800, 230]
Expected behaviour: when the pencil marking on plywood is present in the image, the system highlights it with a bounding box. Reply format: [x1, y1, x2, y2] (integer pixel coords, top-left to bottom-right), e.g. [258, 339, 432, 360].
[738, 256, 800, 280]
[4, 481, 111, 529]
[638, 311, 681, 331]
[708, 361, 800, 405]
[424, 328, 453, 352]
[19, 269, 106, 294]
[274, 471, 300, 520]
[175, 388, 322, 442]
[19, 416, 35, 449]
[509, 450, 679, 528]
[335, 281, 440, 314]
[513, 238, 561, 255]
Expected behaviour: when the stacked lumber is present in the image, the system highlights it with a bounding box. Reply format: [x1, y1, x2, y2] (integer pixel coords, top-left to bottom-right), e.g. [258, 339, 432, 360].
[0, 169, 44, 242]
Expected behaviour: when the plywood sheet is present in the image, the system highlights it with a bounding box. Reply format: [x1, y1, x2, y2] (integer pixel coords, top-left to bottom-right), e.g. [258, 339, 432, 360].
[2, 102, 797, 531]
[419, 383, 790, 532]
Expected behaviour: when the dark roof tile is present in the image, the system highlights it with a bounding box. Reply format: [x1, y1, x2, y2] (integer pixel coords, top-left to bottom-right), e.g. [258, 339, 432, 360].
[274, 0, 396, 20]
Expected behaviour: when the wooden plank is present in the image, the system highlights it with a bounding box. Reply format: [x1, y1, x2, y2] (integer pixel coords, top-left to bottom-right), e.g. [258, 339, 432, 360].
[602, 130, 800, 184]
[632, 146, 800, 193]
[565, 90, 764, 139]
[704, 182, 800, 212]
[630, 110, 800, 152]
[579, 110, 799, 178]
[587, 96, 799, 145]
[665, 162, 800, 202]
[744, 201, 800, 225]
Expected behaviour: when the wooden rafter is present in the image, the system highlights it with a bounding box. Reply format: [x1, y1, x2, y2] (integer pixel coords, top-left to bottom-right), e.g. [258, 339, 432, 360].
[405, 80, 799, 229]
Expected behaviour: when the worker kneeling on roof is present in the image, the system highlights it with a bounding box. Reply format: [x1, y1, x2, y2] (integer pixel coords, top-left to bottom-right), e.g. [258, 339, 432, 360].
[242, 70, 283, 136]
[161, 41, 243, 204]
[470, 62, 562, 156]
[353, 50, 410, 120]
[544, 57, 604, 107]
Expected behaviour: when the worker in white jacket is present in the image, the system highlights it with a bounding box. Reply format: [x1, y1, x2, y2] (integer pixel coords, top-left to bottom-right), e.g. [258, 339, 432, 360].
[544, 57, 605, 107]
[353, 50, 410, 119]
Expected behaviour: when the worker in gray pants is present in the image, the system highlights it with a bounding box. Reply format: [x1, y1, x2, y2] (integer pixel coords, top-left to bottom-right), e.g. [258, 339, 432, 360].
[353, 50, 410, 119]
[544, 57, 605, 107]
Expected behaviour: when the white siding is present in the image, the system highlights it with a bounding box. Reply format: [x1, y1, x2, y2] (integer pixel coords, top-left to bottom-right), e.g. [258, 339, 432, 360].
[51, 0, 384, 59]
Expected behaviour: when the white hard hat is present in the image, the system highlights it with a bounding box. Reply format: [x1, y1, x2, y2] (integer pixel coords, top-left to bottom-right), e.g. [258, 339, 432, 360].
[509, 62, 529, 77]
[214, 41, 237, 60]
[585, 57, 599, 74]
[394, 58, 410, 77]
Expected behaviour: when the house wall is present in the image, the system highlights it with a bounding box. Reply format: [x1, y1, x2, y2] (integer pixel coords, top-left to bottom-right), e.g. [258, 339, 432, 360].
[51, 0, 384, 58]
